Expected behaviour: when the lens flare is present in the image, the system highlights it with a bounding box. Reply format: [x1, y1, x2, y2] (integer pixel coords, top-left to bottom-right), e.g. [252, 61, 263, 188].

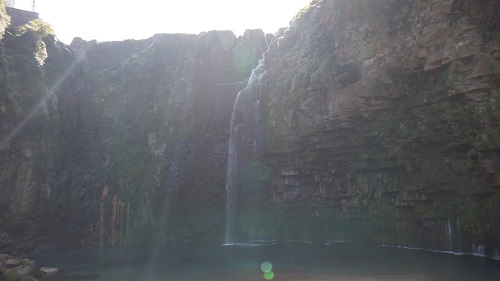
[263, 271, 275, 280]
[232, 43, 256, 74]
[0, 42, 90, 150]
[260, 261, 272, 272]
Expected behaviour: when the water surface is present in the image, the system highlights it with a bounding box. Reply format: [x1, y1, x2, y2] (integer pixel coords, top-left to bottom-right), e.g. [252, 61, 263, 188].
[33, 242, 500, 281]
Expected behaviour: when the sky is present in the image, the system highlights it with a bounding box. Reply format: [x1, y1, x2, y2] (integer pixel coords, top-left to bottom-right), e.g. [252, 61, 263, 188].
[12, 0, 312, 44]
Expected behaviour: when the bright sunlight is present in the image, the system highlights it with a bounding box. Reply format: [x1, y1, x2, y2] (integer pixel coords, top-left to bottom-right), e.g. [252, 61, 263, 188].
[30, 0, 313, 44]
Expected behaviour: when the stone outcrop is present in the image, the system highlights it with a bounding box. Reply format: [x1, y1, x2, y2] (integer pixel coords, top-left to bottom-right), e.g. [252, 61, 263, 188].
[258, 0, 500, 255]
[0, 254, 51, 281]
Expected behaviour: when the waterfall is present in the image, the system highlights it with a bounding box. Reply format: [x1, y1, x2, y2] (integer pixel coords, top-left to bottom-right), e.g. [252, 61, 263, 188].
[446, 217, 453, 251]
[224, 56, 267, 245]
[472, 243, 485, 256]
[396, 220, 401, 245]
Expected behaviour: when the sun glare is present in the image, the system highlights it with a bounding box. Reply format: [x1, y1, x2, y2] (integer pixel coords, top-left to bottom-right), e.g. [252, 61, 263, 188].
[35, 0, 312, 44]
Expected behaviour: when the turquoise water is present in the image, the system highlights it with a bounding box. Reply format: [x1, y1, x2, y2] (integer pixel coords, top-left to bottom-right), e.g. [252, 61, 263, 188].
[33, 242, 500, 281]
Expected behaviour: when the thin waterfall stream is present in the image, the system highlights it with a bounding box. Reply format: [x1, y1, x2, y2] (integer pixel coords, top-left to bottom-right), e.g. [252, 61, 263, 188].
[224, 55, 267, 245]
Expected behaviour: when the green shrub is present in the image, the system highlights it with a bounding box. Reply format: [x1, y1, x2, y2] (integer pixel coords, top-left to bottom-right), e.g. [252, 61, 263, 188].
[0, 0, 10, 38]
[15, 20, 55, 65]
[18, 19, 54, 38]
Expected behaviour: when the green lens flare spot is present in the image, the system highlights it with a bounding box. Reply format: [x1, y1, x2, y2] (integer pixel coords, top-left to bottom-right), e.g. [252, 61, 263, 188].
[261, 261, 272, 272]
[232, 43, 256, 74]
[263, 271, 275, 280]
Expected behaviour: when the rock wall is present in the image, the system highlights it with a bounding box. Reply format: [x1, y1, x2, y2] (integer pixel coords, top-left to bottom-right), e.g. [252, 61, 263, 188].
[0, 11, 268, 252]
[0, 15, 101, 253]
[73, 29, 267, 245]
[260, 0, 500, 256]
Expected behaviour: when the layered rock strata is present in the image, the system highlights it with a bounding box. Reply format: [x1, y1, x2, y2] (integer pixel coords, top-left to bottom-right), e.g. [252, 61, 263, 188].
[259, 0, 500, 255]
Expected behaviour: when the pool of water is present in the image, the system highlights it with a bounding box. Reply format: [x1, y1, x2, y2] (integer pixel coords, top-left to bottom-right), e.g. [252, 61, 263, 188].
[32, 242, 500, 281]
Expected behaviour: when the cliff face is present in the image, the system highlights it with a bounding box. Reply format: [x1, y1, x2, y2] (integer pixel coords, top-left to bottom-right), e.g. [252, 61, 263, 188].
[73, 30, 267, 246]
[0, 14, 267, 252]
[1, 0, 499, 257]
[261, 0, 500, 254]
[0, 16, 81, 253]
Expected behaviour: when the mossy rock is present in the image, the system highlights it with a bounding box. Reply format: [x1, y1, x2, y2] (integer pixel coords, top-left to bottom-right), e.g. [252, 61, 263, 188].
[3, 268, 21, 281]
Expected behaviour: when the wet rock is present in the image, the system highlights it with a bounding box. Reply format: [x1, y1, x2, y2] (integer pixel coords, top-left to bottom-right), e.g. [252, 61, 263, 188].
[5, 259, 21, 267]
[40, 267, 59, 280]
[1, 255, 43, 281]
[20, 259, 36, 269]
[16, 265, 33, 279]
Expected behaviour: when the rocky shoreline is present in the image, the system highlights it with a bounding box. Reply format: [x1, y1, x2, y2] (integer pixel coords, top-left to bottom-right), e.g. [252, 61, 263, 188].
[0, 254, 58, 281]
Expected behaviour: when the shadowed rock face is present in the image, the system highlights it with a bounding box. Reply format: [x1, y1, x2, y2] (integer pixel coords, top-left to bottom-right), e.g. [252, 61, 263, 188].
[0, 25, 268, 252]
[259, 0, 500, 254]
[0, 0, 499, 257]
